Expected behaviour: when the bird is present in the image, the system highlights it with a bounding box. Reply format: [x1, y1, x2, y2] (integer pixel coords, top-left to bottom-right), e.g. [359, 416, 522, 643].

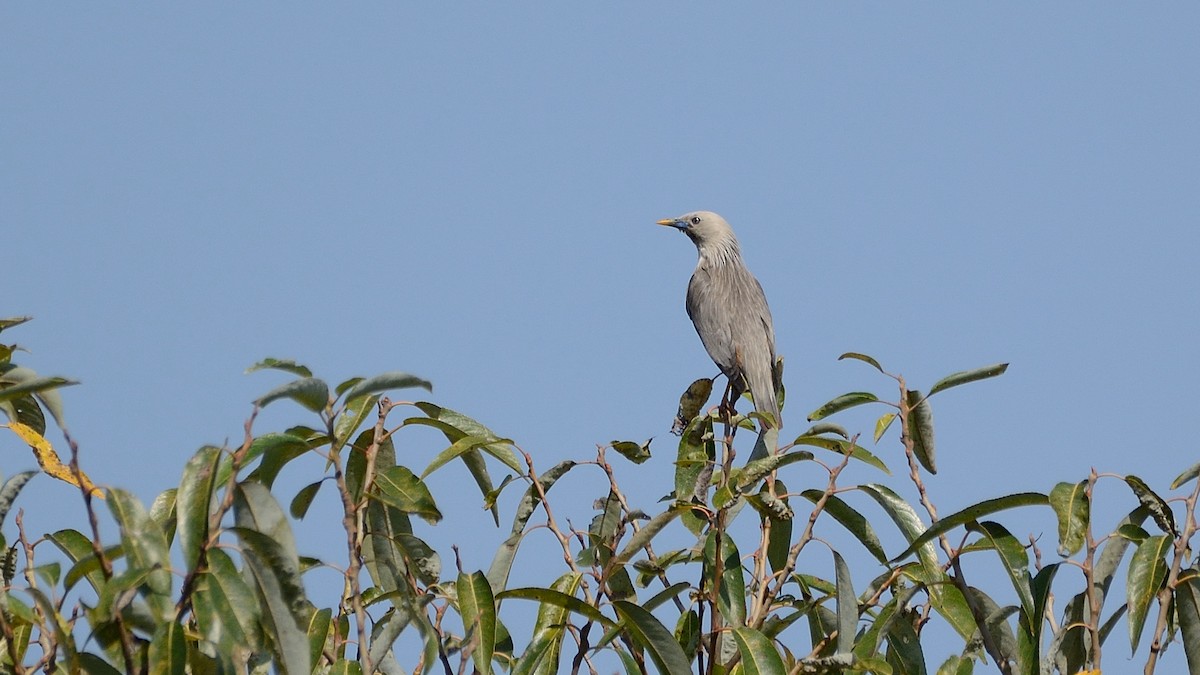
[657, 211, 781, 458]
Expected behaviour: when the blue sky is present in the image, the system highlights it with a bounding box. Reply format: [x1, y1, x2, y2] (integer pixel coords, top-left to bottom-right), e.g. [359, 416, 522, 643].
[5, 4, 1199, 669]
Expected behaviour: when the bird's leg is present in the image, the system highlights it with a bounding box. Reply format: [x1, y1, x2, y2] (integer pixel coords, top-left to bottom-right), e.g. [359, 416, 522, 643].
[717, 377, 738, 422]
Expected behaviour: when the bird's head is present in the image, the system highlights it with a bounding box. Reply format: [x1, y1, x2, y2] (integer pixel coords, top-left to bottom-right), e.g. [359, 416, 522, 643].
[657, 211, 740, 260]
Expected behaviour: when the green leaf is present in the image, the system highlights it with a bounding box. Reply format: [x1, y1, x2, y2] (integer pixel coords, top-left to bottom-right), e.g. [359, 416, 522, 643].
[106, 487, 173, 620]
[801, 490, 887, 563]
[328, 660, 363, 675]
[612, 503, 685, 567]
[289, 480, 323, 520]
[244, 432, 315, 488]
[803, 601, 840, 658]
[27, 587, 79, 671]
[732, 626, 786, 675]
[1127, 534, 1171, 653]
[192, 548, 262, 654]
[873, 413, 896, 443]
[927, 363, 1009, 396]
[342, 371, 432, 404]
[0, 317, 32, 333]
[373, 466, 442, 524]
[254, 377, 329, 413]
[495, 587, 614, 628]
[176, 446, 221, 573]
[936, 655, 971, 675]
[1049, 481, 1089, 557]
[644, 581, 690, 612]
[397, 533, 441, 587]
[1172, 462, 1200, 490]
[969, 521, 1034, 620]
[48, 529, 109, 594]
[807, 392, 880, 422]
[408, 398, 520, 509]
[1018, 562, 1059, 671]
[149, 488, 177, 546]
[1124, 475, 1177, 537]
[881, 606, 923, 674]
[611, 440, 652, 464]
[1093, 506, 1150, 612]
[33, 382, 68, 429]
[705, 532, 746, 629]
[906, 390, 936, 474]
[232, 527, 310, 673]
[367, 592, 438, 668]
[859, 485, 937, 570]
[232, 482, 309, 667]
[0, 471, 36, 529]
[361, 498, 409, 595]
[412, 402, 509, 443]
[1177, 566, 1200, 673]
[4, 393, 46, 435]
[888, 492, 1048, 564]
[675, 414, 715, 535]
[838, 352, 886, 373]
[345, 426, 395, 502]
[674, 610, 700, 664]
[457, 571, 496, 675]
[0, 376, 78, 403]
[245, 358, 312, 378]
[832, 550, 856, 655]
[488, 460, 577, 592]
[234, 481, 299, 553]
[335, 376, 364, 397]
[589, 490, 622, 565]
[858, 485, 977, 640]
[332, 393, 379, 450]
[511, 572, 582, 675]
[792, 435, 890, 474]
[801, 422, 850, 439]
[738, 451, 814, 488]
[674, 377, 714, 433]
[853, 585, 921, 662]
[148, 620, 187, 675]
[766, 480, 793, 573]
[612, 600, 692, 675]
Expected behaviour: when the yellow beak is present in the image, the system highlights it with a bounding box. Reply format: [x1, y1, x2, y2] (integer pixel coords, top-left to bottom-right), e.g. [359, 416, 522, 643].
[656, 219, 677, 227]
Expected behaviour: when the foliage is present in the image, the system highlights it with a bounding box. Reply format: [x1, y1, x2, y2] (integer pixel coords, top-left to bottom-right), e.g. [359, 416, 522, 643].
[0, 317, 1197, 674]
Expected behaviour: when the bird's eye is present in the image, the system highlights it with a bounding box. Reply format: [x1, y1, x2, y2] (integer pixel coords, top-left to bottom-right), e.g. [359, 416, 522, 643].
[690, 216, 701, 225]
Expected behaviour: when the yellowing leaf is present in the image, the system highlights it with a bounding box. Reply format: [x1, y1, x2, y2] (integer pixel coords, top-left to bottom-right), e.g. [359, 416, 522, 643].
[4, 422, 102, 497]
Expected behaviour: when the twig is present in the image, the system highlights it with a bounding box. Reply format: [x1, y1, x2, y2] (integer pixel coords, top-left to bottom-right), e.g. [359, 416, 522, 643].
[1144, 466, 1200, 674]
[1082, 469, 1103, 669]
[896, 376, 1010, 675]
[64, 427, 138, 674]
[753, 436, 856, 629]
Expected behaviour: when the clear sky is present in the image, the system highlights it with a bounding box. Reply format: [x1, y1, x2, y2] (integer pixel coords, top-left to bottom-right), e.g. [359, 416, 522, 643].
[5, 4, 1199, 670]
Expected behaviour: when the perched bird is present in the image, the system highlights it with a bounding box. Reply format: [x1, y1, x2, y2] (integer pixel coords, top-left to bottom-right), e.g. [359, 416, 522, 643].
[658, 211, 781, 456]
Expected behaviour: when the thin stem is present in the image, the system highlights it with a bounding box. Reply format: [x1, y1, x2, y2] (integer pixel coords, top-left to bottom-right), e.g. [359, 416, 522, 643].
[755, 437, 855, 628]
[64, 427, 138, 674]
[1083, 469, 1103, 669]
[1144, 469, 1200, 674]
[896, 377, 1010, 675]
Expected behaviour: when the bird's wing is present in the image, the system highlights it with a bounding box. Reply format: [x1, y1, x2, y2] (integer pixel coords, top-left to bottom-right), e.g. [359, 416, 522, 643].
[686, 267, 737, 377]
[730, 268, 780, 428]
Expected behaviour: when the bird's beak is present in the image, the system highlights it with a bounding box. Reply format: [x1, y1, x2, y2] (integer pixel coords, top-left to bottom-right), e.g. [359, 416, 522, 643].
[657, 218, 682, 229]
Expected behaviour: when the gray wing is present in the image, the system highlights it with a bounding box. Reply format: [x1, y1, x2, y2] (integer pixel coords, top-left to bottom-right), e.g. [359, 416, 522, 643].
[686, 266, 738, 378]
[687, 264, 780, 428]
[732, 272, 780, 428]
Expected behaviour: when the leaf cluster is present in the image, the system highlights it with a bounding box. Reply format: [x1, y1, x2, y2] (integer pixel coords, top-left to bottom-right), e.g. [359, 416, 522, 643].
[0, 321, 1197, 674]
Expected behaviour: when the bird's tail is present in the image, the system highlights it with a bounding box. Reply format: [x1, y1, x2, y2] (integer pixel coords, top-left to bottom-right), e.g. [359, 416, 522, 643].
[746, 357, 784, 462]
